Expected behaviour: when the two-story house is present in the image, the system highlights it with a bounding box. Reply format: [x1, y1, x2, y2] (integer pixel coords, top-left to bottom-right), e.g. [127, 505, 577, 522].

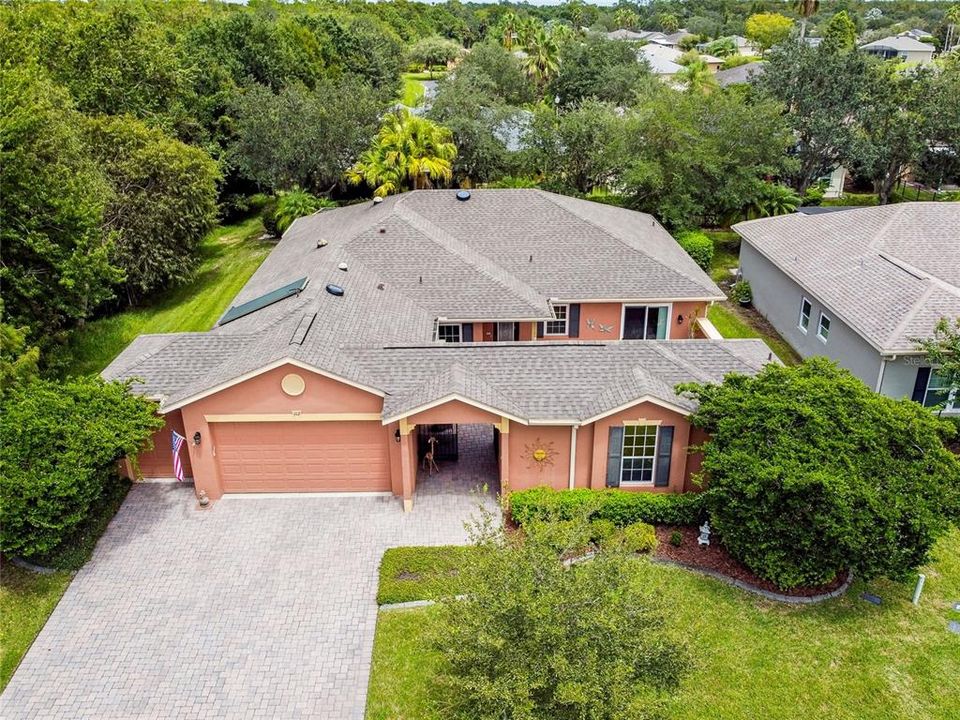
[105, 189, 773, 510]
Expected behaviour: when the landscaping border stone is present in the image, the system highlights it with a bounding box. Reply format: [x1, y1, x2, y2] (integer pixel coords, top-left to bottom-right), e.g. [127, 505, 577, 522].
[651, 558, 853, 605]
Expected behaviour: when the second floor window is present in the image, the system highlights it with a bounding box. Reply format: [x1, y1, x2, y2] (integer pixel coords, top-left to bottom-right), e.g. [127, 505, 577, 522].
[817, 312, 831, 343]
[623, 305, 668, 340]
[798, 297, 812, 333]
[545, 305, 568, 335]
[437, 323, 461, 343]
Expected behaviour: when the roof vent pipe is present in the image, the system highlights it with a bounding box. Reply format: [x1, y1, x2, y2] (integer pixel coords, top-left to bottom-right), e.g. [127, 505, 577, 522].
[373, 196, 384, 205]
[326, 284, 345, 297]
[338, 262, 348, 271]
[456, 190, 471, 201]
[316, 239, 328, 249]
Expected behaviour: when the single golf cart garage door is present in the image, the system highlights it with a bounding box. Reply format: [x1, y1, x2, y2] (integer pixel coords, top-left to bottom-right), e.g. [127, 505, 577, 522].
[214, 422, 391, 492]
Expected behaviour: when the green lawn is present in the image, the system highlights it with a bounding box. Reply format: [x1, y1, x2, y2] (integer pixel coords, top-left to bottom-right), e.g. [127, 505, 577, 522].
[59, 216, 272, 376]
[400, 74, 426, 107]
[366, 529, 960, 720]
[0, 564, 72, 690]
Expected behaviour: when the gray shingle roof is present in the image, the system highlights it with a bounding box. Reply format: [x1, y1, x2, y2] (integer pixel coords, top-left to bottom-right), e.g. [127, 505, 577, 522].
[102, 189, 755, 420]
[714, 61, 765, 87]
[860, 36, 935, 52]
[734, 203, 960, 353]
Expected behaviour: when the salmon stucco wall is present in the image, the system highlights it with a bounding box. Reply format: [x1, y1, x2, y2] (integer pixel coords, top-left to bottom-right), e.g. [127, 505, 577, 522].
[571, 303, 622, 340]
[508, 424, 573, 491]
[683, 426, 709, 492]
[174, 363, 385, 500]
[137, 410, 193, 479]
[670, 301, 709, 339]
[586, 401, 692, 492]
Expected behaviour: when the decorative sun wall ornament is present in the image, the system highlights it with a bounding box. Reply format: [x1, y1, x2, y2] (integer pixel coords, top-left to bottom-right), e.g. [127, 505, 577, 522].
[525, 439, 557, 472]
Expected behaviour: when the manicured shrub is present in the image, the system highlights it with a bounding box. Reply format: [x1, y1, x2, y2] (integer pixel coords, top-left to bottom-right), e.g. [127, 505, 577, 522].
[0, 377, 163, 559]
[675, 230, 714, 271]
[589, 518, 617, 545]
[670, 530, 683, 547]
[680, 358, 960, 589]
[510, 487, 705, 528]
[621, 522, 658, 554]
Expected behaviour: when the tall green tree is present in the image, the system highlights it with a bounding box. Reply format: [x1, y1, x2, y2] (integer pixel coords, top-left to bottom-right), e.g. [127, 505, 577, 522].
[407, 35, 461, 77]
[821, 11, 858, 51]
[676, 59, 719, 95]
[85, 116, 219, 304]
[758, 41, 868, 194]
[230, 78, 386, 194]
[745, 12, 794, 55]
[0, 66, 120, 336]
[547, 34, 653, 107]
[346, 109, 457, 196]
[850, 63, 931, 205]
[525, 99, 626, 194]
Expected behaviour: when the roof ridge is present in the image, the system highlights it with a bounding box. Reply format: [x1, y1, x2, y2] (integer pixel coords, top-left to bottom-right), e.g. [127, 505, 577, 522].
[866, 203, 907, 252]
[536, 191, 720, 296]
[393, 202, 550, 316]
[645, 342, 717, 384]
[882, 283, 937, 350]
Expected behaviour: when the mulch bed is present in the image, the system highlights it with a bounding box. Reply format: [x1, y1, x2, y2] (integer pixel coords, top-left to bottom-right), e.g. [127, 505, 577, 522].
[654, 525, 849, 598]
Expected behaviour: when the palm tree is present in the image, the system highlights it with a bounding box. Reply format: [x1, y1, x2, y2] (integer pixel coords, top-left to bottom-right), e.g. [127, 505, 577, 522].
[516, 16, 539, 49]
[676, 60, 718, 95]
[614, 7, 639, 30]
[745, 183, 801, 219]
[794, 0, 820, 40]
[521, 27, 561, 94]
[346, 109, 457, 197]
[500, 11, 518, 51]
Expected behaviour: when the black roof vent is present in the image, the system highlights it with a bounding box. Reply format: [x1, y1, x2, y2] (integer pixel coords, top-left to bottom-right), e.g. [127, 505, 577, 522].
[326, 284, 345, 297]
[456, 190, 471, 201]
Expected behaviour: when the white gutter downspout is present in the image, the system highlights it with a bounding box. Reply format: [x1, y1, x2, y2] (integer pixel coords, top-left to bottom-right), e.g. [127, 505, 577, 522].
[568, 425, 579, 490]
[875, 355, 895, 393]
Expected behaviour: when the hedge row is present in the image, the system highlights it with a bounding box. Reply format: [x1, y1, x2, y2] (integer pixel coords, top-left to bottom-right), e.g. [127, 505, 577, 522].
[510, 487, 706, 528]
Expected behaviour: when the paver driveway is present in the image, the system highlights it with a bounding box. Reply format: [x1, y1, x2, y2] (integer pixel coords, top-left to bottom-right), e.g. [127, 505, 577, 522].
[2, 472, 498, 719]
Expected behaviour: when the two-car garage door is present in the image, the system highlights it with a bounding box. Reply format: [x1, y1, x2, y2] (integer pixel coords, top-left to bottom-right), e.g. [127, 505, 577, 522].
[214, 422, 391, 493]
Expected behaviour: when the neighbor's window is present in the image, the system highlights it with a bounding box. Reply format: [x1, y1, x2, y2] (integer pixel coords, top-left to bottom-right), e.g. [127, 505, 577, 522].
[817, 312, 831, 342]
[437, 323, 461, 343]
[545, 304, 568, 335]
[620, 425, 658, 484]
[798, 297, 812, 333]
[923, 370, 957, 411]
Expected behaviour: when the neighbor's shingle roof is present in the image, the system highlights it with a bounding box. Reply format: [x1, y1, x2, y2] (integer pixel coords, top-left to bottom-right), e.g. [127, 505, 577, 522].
[860, 35, 935, 52]
[734, 203, 960, 353]
[715, 61, 765, 87]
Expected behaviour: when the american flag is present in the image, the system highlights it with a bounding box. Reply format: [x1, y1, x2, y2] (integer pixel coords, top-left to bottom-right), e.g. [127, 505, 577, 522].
[171, 431, 186, 482]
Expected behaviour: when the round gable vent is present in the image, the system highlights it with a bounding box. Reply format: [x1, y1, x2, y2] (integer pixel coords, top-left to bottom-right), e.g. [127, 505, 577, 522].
[456, 190, 471, 201]
[281, 373, 305, 397]
[325, 284, 344, 296]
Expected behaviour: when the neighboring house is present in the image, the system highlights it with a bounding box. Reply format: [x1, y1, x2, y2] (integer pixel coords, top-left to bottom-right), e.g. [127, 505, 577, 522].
[639, 44, 722, 77]
[606, 29, 656, 42]
[860, 35, 936, 64]
[730, 35, 760, 56]
[735, 203, 960, 411]
[714, 61, 765, 88]
[649, 29, 695, 49]
[105, 189, 772, 510]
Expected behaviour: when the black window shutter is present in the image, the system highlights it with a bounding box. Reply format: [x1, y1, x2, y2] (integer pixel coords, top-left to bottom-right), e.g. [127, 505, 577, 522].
[606, 427, 624, 487]
[654, 426, 674, 487]
[911, 367, 931, 403]
[513, 322, 520, 341]
[461, 323, 473, 342]
[536, 321, 544, 339]
[568, 304, 581, 338]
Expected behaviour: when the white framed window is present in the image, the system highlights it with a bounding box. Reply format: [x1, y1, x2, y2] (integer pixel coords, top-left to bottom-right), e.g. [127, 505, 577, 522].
[622, 305, 669, 340]
[545, 304, 568, 336]
[924, 370, 957, 412]
[620, 425, 658, 485]
[816, 312, 831, 343]
[798, 297, 812, 333]
[437, 323, 461, 343]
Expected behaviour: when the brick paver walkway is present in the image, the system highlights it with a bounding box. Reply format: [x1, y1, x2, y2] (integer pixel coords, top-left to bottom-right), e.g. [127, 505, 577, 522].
[2, 429, 499, 719]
